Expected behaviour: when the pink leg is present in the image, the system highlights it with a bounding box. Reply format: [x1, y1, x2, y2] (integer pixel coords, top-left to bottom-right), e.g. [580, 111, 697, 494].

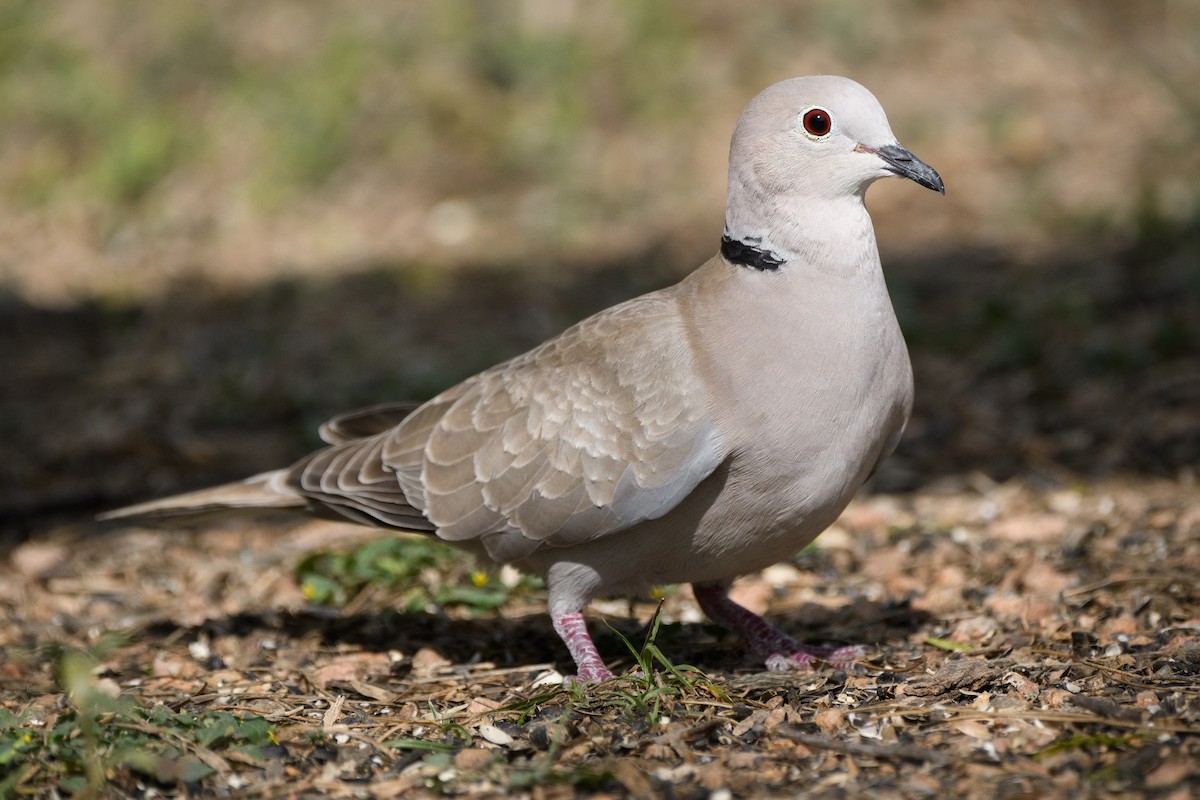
[551, 611, 615, 683]
[692, 584, 862, 671]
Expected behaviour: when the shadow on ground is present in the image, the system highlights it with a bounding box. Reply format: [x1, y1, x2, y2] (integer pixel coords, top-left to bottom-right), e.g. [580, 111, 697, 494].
[127, 594, 930, 680]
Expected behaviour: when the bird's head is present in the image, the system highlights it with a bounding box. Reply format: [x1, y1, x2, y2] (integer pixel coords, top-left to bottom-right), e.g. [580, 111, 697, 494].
[728, 75, 944, 204]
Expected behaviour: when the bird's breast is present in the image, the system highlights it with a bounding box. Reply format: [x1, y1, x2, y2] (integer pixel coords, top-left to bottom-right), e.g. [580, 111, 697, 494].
[681, 268, 913, 569]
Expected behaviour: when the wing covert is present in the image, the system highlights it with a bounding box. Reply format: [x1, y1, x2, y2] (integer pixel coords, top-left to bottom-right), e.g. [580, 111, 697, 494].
[383, 291, 725, 548]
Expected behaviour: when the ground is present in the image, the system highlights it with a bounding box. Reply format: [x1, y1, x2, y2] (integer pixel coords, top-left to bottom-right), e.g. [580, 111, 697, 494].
[2, 3, 1200, 798]
[3, 475, 1198, 797]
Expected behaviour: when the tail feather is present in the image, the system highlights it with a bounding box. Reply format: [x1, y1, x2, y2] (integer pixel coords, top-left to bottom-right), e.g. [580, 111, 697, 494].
[97, 470, 306, 522]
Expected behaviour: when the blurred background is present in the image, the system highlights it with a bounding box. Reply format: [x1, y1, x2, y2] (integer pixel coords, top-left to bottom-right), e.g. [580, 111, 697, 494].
[1, 0, 1197, 530]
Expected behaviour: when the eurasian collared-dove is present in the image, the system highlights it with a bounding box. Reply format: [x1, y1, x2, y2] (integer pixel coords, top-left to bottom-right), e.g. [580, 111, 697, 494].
[102, 76, 943, 682]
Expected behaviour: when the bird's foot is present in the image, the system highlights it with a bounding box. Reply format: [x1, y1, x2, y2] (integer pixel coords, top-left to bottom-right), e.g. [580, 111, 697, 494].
[692, 583, 865, 672]
[562, 665, 616, 687]
[764, 643, 864, 672]
[552, 609, 616, 686]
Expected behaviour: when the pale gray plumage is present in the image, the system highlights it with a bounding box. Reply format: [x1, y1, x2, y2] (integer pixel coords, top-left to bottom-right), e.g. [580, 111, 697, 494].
[101, 76, 943, 682]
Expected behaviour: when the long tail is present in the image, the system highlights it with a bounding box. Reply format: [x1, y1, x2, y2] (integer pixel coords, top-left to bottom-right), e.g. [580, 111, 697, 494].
[97, 469, 306, 522]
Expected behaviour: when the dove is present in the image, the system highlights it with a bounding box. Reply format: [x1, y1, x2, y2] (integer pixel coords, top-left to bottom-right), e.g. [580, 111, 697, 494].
[102, 75, 943, 682]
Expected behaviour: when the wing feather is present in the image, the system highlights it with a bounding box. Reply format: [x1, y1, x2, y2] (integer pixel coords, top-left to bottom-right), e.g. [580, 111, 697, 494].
[385, 289, 726, 547]
[279, 288, 725, 552]
[319, 402, 421, 443]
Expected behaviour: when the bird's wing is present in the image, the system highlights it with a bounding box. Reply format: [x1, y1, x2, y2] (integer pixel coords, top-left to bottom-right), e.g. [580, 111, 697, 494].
[318, 401, 422, 444]
[383, 289, 726, 547]
[324, 287, 715, 551]
[287, 430, 438, 531]
[281, 289, 724, 547]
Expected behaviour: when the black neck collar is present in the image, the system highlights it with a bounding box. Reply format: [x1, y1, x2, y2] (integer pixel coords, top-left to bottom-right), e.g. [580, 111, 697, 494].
[720, 234, 786, 271]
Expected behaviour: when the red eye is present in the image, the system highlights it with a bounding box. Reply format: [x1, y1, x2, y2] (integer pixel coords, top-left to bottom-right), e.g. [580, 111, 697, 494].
[802, 108, 832, 137]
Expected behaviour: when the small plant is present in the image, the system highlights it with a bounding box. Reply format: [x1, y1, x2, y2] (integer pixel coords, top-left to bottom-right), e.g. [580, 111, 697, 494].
[383, 737, 461, 753]
[497, 605, 731, 729]
[924, 636, 974, 653]
[597, 606, 728, 725]
[0, 639, 277, 796]
[296, 535, 543, 614]
[1034, 731, 1145, 760]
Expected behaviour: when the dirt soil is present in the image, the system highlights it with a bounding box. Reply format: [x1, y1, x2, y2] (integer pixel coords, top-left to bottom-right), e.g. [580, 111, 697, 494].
[3, 472, 1198, 798]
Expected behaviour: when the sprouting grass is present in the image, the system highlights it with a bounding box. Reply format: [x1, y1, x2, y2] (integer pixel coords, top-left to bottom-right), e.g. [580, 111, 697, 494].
[597, 604, 730, 726]
[296, 534, 544, 614]
[924, 636, 974, 653]
[0, 637, 277, 796]
[383, 737, 462, 753]
[1034, 732, 1146, 760]
[495, 604, 731, 732]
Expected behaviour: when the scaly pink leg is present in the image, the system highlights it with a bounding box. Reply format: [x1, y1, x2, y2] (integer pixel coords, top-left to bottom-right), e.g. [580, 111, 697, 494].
[692, 584, 862, 670]
[551, 610, 615, 683]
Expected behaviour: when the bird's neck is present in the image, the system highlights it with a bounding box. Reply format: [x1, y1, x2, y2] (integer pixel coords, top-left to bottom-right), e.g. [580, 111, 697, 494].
[722, 192, 881, 281]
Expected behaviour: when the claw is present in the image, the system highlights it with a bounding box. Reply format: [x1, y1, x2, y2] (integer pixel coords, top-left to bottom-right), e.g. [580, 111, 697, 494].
[562, 665, 616, 686]
[693, 583, 866, 672]
[765, 644, 864, 672]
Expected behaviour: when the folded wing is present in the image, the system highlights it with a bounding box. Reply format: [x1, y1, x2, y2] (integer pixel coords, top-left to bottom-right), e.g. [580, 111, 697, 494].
[286, 290, 726, 559]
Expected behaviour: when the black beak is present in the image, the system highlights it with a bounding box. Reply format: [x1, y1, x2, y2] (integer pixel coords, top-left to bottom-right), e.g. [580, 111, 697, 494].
[866, 143, 945, 194]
